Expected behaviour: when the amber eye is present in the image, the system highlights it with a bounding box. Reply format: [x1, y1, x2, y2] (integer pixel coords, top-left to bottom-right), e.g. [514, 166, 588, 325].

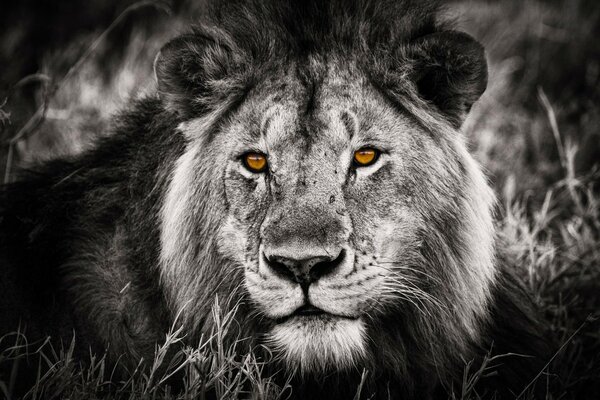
[353, 148, 380, 167]
[243, 152, 268, 173]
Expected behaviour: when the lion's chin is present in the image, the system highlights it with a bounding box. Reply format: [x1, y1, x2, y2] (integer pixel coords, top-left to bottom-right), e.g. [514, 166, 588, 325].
[269, 315, 367, 374]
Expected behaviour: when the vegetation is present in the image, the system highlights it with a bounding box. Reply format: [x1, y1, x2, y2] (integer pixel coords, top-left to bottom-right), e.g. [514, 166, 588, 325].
[1, 0, 598, 398]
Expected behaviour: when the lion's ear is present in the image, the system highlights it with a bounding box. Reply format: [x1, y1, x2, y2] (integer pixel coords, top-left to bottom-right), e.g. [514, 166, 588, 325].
[407, 31, 488, 127]
[154, 31, 247, 119]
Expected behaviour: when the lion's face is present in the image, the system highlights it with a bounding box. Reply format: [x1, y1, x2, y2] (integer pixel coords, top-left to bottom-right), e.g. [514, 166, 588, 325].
[157, 8, 494, 375]
[162, 62, 492, 373]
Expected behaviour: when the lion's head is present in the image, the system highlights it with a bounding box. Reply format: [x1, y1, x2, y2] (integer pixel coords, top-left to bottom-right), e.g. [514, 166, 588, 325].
[156, 0, 495, 379]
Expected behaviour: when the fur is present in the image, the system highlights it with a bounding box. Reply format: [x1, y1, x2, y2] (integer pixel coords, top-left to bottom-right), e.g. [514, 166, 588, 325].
[1, 1, 553, 398]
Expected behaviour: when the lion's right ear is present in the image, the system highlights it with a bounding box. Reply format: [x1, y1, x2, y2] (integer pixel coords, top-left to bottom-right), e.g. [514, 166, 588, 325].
[406, 31, 488, 128]
[154, 30, 248, 119]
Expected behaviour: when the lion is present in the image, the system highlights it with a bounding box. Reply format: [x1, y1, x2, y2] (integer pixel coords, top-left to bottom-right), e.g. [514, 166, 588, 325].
[0, 0, 552, 398]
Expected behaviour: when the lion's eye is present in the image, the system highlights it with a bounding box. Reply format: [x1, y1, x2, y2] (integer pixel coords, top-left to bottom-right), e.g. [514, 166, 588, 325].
[243, 152, 268, 173]
[353, 148, 380, 167]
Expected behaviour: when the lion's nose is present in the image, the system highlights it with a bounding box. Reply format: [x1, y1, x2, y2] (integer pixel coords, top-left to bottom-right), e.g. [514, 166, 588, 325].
[263, 249, 345, 290]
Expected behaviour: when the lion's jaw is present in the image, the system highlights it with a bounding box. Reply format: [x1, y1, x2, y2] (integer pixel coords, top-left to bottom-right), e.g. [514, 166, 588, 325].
[270, 316, 367, 373]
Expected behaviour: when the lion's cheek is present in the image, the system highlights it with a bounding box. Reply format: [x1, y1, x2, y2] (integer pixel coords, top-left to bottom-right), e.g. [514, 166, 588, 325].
[215, 216, 249, 263]
[310, 273, 384, 316]
[244, 269, 304, 319]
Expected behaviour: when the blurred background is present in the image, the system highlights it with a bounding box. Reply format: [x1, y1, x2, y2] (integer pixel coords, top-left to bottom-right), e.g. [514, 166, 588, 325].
[0, 0, 598, 397]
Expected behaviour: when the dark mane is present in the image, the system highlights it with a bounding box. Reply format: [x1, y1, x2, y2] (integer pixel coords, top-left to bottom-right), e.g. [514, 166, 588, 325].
[208, 0, 443, 54]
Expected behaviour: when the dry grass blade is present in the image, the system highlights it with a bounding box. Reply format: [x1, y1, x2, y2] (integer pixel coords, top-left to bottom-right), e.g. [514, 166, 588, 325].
[537, 87, 567, 171]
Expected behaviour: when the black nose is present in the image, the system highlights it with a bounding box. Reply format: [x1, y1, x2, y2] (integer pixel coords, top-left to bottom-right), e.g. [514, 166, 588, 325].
[264, 249, 345, 290]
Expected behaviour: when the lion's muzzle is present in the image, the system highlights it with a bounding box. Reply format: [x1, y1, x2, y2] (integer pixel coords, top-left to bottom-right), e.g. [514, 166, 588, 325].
[262, 248, 346, 293]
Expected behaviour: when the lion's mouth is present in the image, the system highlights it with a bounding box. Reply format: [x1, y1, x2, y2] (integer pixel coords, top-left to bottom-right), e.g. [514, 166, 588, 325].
[274, 304, 357, 324]
[294, 304, 326, 316]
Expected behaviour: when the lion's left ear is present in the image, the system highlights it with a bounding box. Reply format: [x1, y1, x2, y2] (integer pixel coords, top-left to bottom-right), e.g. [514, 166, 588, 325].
[407, 31, 488, 127]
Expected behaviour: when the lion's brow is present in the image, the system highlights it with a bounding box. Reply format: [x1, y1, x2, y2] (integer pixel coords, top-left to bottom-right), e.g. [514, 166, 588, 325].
[260, 114, 273, 142]
[339, 110, 357, 139]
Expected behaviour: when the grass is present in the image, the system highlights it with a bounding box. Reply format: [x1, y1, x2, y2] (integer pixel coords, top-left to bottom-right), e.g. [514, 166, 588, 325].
[1, 0, 599, 398]
[1, 302, 289, 400]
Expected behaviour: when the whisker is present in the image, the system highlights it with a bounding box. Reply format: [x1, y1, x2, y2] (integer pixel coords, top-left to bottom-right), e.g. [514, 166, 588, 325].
[378, 285, 432, 317]
[379, 278, 448, 316]
[371, 262, 441, 284]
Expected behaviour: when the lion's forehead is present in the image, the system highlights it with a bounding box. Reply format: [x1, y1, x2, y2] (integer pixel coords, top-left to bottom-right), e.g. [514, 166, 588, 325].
[232, 68, 408, 160]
